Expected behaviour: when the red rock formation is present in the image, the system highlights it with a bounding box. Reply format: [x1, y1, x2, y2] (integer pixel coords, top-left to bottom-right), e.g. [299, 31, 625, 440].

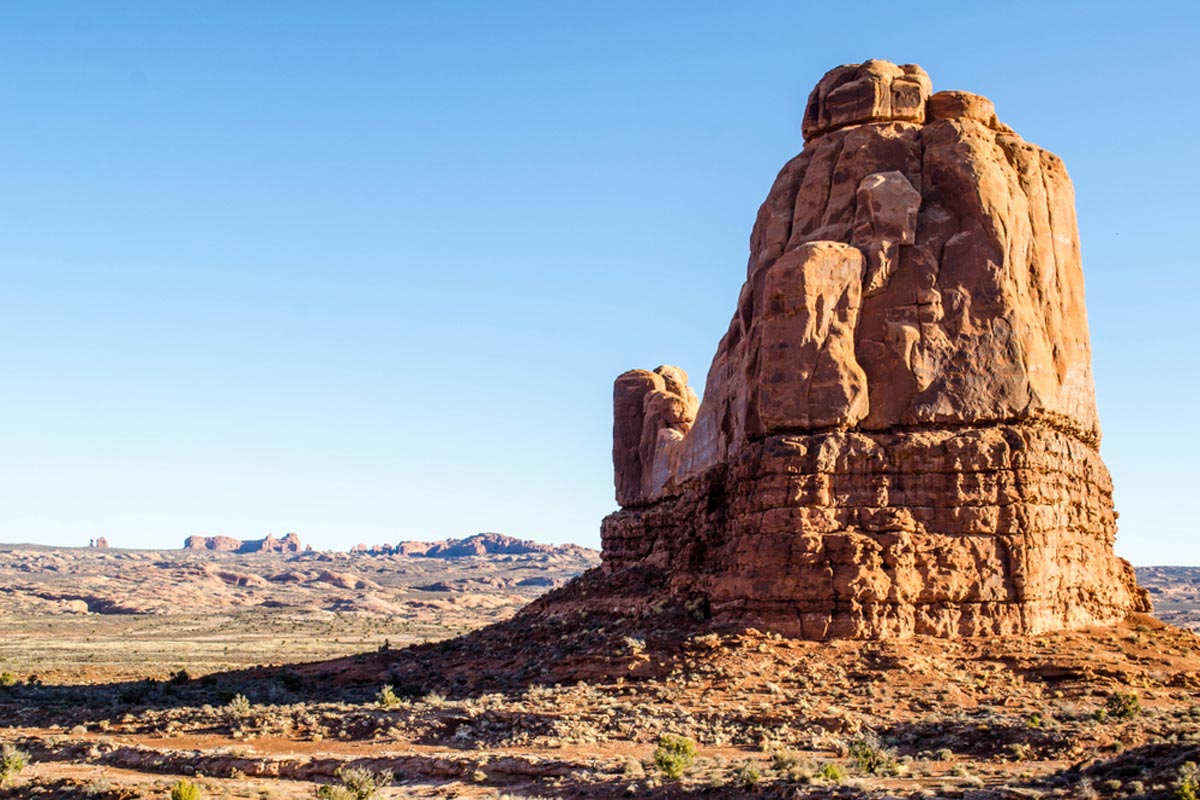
[599, 60, 1148, 640]
[277, 533, 303, 553]
[183, 535, 242, 552]
[182, 533, 303, 554]
[392, 533, 571, 559]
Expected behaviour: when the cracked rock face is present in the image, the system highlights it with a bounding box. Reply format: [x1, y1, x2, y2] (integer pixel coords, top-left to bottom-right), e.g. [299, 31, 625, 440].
[601, 61, 1148, 639]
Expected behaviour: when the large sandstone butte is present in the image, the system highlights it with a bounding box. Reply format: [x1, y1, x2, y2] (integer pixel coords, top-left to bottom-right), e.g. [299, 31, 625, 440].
[601, 61, 1149, 640]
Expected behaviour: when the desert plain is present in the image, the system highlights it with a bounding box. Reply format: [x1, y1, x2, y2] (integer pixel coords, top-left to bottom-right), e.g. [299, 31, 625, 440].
[0, 542, 1198, 799]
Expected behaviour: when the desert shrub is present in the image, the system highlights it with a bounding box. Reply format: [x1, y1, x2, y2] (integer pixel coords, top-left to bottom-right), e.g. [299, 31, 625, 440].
[848, 730, 897, 775]
[818, 761, 845, 782]
[316, 766, 393, 800]
[170, 777, 202, 800]
[82, 777, 112, 796]
[1176, 762, 1200, 800]
[275, 669, 305, 692]
[168, 669, 190, 685]
[117, 680, 154, 704]
[770, 746, 800, 771]
[653, 734, 697, 779]
[225, 693, 251, 718]
[376, 684, 403, 710]
[0, 745, 29, 785]
[316, 784, 354, 799]
[0, 672, 16, 688]
[736, 761, 761, 788]
[1106, 691, 1140, 720]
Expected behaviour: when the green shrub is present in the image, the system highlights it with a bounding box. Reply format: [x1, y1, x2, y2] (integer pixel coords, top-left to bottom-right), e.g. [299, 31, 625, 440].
[818, 761, 845, 782]
[1175, 761, 1200, 800]
[225, 693, 251, 718]
[170, 777, 202, 800]
[770, 747, 800, 771]
[0, 672, 16, 688]
[0, 745, 29, 785]
[653, 734, 697, 780]
[1105, 691, 1140, 720]
[848, 731, 896, 775]
[376, 684, 403, 710]
[736, 761, 761, 788]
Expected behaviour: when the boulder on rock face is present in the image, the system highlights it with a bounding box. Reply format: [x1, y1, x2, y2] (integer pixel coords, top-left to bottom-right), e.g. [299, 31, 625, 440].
[613, 366, 700, 505]
[589, 61, 1148, 640]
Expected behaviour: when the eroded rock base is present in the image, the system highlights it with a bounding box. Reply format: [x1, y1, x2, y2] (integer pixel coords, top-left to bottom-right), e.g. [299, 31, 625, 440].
[600, 423, 1148, 640]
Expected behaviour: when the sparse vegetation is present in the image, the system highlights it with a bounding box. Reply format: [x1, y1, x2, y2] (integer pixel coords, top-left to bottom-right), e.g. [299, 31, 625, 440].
[0, 548, 1198, 798]
[0, 745, 29, 786]
[736, 760, 761, 787]
[653, 734, 697, 779]
[818, 761, 845, 782]
[848, 730, 896, 775]
[1106, 691, 1140, 720]
[376, 684, 403, 709]
[225, 692, 252, 718]
[1176, 762, 1200, 800]
[169, 777, 202, 800]
[316, 766, 393, 800]
[0, 671, 16, 688]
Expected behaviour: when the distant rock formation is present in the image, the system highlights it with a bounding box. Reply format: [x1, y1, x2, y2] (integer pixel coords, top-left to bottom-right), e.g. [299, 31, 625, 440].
[89, 537, 108, 548]
[183, 533, 302, 554]
[356, 533, 577, 559]
[588, 60, 1148, 640]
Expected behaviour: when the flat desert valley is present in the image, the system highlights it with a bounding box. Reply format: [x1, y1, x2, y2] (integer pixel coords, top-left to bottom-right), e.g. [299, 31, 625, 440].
[0, 542, 1199, 799]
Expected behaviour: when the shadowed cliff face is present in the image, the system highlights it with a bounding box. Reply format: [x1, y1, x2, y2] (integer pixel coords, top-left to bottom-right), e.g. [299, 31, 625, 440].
[602, 60, 1146, 640]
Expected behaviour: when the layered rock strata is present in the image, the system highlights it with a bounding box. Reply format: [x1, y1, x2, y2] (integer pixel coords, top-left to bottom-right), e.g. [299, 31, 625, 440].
[600, 61, 1147, 639]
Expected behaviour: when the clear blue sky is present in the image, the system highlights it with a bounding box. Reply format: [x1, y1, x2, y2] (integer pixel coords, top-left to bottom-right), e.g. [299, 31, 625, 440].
[1, 2, 1196, 563]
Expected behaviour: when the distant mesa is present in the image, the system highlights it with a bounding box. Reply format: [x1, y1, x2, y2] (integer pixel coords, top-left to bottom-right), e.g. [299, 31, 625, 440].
[180, 531, 577, 559]
[183, 532, 302, 554]
[395, 532, 567, 558]
[88, 537, 109, 548]
[349, 532, 579, 559]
